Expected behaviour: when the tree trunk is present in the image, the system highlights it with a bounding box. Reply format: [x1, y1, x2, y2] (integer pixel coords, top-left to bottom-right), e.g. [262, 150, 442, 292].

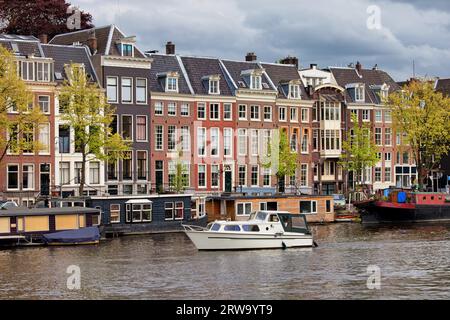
[79, 152, 86, 196]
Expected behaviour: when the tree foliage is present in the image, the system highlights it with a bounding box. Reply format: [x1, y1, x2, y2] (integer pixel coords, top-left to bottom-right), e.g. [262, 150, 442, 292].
[169, 149, 189, 193]
[0, 0, 93, 38]
[339, 113, 379, 188]
[59, 63, 129, 195]
[0, 46, 46, 164]
[386, 80, 450, 190]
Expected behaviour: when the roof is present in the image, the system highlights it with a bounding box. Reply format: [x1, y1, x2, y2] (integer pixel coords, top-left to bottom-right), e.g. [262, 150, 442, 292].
[180, 56, 234, 96]
[435, 78, 450, 97]
[330, 66, 400, 104]
[49, 25, 146, 58]
[261, 62, 310, 99]
[0, 207, 100, 217]
[207, 194, 333, 201]
[0, 34, 43, 57]
[41, 44, 98, 83]
[149, 54, 193, 94]
[220, 59, 275, 92]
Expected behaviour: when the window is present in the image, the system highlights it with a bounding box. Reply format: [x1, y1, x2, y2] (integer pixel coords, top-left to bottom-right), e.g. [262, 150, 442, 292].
[211, 165, 219, 188]
[175, 202, 184, 220]
[168, 125, 176, 151]
[121, 77, 132, 103]
[37, 96, 50, 113]
[375, 167, 382, 182]
[238, 165, 246, 186]
[251, 165, 259, 186]
[362, 110, 370, 121]
[238, 129, 247, 156]
[251, 130, 259, 155]
[210, 103, 219, 120]
[385, 110, 392, 123]
[263, 168, 271, 187]
[355, 86, 364, 101]
[301, 129, 309, 153]
[237, 203, 252, 216]
[403, 152, 409, 164]
[224, 104, 232, 120]
[198, 164, 206, 188]
[36, 62, 51, 82]
[384, 167, 391, 182]
[250, 105, 260, 120]
[19, 60, 34, 81]
[375, 128, 382, 145]
[122, 151, 132, 180]
[385, 128, 392, 146]
[168, 102, 176, 116]
[251, 75, 262, 90]
[197, 103, 206, 119]
[279, 107, 286, 121]
[181, 126, 190, 151]
[385, 152, 392, 162]
[211, 128, 219, 156]
[263, 130, 271, 154]
[7, 165, 19, 190]
[155, 125, 163, 150]
[300, 164, 308, 186]
[107, 159, 118, 181]
[121, 43, 133, 57]
[135, 116, 147, 141]
[110, 204, 120, 223]
[238, 105, 247, 120]
[290, 84, 300, 99]
[39, 123, 50, 154]
[300, 200, 317, 214]
[263, 106, 272, 121]
[224, 128, 232, 157]
[375, 110, 382, 122]
[22, 123, 34, 154]
[74, 162, 82, 184]
[350, 110, 358, 122]
[89, 162, 100, 184]
[209, 79, 219, 94]
[22, 164, 34, 190]
[313, 129, 318, 151]
[166, 77, 178, 92]
[136, 78, 147, 104]
[197, 127, 206, 156]
[58, 125, 70, 154]
[321, 102, 341, 121]
[126, 203, 152, 222]
[181, 103, 189, 116]
[301, 108, 309, 123]
[121, 115, 132, 140]
[290, 107, 298, 122]
[59, 162, 70, 185]
[154, 102, 163, 115]
[290, 129, 298, 152]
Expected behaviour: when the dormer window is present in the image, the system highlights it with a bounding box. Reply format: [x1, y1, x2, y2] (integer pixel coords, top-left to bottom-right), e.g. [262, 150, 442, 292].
[355, 85, 365, 102]
[209, 79, 219, 94]
[289, 84, 301, 99]
[251, 74, 262, 90]
[167, 77, 178, 92]
[122, 44, 134, 57]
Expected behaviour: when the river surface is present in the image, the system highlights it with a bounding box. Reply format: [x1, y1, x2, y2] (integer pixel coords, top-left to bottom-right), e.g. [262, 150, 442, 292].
[0, 223, 449, 300]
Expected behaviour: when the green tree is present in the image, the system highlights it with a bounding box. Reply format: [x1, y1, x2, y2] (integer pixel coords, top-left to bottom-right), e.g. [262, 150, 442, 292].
[59, 63, 130, 195]
[262, 129, 298, 192]
[339, 113, 379, 191]
[169, 149, 188, 193]
[386, 80, 450, 191]
[0, 46, 46, 163]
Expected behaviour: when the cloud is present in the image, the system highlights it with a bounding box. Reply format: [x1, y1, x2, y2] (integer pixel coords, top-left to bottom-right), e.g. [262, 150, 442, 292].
[73, 0, 450, 80]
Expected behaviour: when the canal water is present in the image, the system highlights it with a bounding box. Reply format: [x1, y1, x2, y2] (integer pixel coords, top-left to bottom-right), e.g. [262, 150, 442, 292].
[0, 223, 449, 300]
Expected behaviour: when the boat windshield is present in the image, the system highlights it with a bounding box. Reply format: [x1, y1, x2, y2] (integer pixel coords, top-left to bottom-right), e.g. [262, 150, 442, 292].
[279, 214, 310, 234]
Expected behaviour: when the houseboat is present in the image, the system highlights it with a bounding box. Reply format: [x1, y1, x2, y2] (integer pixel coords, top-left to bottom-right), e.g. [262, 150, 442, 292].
[0, 207, 101, 246]
[183, 211, 314, 250]
[355, 189, 450, 224]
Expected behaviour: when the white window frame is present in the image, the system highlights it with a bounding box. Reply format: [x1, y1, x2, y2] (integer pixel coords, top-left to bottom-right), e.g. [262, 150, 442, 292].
[236, 202, 252, 216]
[22, 163, 34, 191]
[209, 103, 220, 120]
[279, 106, 287, 122]
[197, 102, 206, 120]
[263, 106, 272, 122]
[167, 102, 177, 116]
[223, 103, 232, 121]
[210, 127, 220, 157]
[166, 77, 178, 92]
[121, 114, 133, 141]
[136, 78, 147, 104]
[154, 101, 164, 116]
[198, 164, 207, 189]
[121, 77, 133, 104]
[238, 104, 247, 120]
[224, 128, 233, 158]
[155, 125, 164, 151]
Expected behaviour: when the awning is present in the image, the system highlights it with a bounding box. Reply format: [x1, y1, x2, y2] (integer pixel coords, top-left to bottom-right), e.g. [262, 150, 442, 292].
[125, 199, 153, 204]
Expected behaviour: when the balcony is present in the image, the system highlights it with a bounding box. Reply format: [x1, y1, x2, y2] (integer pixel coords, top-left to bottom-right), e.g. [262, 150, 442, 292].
[320, 149, 341, 158]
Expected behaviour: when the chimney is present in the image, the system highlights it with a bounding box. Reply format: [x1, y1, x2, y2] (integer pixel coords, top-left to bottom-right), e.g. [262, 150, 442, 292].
[166, 41, 175, 55]
[87, 30, 97, 54]
[38, 34, 48, 44]
[280, 56, 299, 68]
[310, 63, 317, 70]
[245, 52, 257, 62]
[356, 61, 362, 73]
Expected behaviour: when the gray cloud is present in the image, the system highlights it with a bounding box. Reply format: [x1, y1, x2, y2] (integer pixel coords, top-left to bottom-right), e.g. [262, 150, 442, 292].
[75, 0, 450, 80]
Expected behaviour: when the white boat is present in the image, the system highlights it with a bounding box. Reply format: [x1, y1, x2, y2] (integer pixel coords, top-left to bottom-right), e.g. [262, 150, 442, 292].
[182, 211, 314, 251]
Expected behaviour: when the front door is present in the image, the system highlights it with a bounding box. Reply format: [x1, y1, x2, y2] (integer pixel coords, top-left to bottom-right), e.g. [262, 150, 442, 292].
[155, 161, 163, 192]
[40, 164, 50, 196]
[225, 171, 232, 193]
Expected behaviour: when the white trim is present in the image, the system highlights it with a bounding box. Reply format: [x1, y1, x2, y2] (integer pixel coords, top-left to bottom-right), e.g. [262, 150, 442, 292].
[135, 115, 148, 142]
[121, 114, 134, 142]
[121, 77, 133, 104]
[176, 55, 194, 95]
[135, 77, 148, 104]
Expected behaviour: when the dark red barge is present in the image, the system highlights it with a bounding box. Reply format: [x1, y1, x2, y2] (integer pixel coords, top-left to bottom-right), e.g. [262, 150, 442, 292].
[355, 190, 450, 224]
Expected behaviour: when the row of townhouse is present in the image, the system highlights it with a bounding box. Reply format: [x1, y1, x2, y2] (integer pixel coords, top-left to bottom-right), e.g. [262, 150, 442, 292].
[1, 24, 419, 211]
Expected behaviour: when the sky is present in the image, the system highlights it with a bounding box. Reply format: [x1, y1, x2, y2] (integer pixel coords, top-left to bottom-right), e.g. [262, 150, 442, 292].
[74, 0, 450, 81]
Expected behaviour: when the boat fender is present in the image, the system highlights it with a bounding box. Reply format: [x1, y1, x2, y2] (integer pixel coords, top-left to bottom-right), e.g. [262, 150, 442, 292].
[282, 241, 287, 250]
[313, 241, 318, 247]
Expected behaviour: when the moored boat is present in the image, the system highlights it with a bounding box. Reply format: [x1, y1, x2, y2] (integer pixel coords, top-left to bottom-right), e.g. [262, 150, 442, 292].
[183, 211, 314, 251]
[355, 189, 450, 224]
[43, 226, 100, 245]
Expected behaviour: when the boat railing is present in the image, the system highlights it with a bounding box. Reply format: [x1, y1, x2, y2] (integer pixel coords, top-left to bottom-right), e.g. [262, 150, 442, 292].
[182, 224, 209, 232]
